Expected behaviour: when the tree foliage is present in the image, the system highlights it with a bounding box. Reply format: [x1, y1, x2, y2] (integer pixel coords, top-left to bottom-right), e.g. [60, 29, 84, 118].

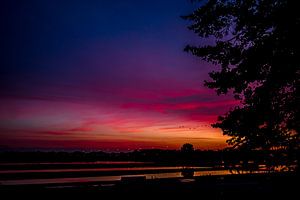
[183, 0, 299, 160]
[181, 143, 194, 153]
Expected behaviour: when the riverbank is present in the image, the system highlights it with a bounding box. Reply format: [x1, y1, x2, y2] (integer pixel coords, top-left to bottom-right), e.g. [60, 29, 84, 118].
[1, 172, 298, 199]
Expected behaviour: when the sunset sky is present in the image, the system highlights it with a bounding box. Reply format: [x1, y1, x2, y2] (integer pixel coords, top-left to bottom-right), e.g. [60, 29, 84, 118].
[0, 0, 238, 151]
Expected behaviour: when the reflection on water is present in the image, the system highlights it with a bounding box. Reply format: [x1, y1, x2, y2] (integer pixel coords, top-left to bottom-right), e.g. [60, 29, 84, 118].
[0, 169, 267, 186]
[0, 166, 210, 174]
[0, 161, 269, 186]
[0, 161, 151, 166]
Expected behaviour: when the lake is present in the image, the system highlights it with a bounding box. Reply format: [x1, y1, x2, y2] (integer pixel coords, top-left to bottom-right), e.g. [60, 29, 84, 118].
[0, 161, 266, 186]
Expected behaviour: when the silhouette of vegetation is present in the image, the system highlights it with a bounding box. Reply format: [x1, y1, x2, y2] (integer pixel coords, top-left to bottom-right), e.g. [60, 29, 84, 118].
[183, 0, 299, 169]
[180, 143, 195, 166]
[181, 143, 194, 154]
[0, 149, 273, 168]
[179, 145, 196, 177]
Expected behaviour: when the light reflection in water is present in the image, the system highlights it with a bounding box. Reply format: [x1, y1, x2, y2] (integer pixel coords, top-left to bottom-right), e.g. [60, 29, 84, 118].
[0, 161, 151, 166]
[0, 170, 266, 186]
[0, 166, 210, 174]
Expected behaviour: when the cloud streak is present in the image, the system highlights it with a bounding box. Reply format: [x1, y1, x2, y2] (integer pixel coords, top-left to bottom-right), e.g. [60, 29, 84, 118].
[0, 0, 236, 150]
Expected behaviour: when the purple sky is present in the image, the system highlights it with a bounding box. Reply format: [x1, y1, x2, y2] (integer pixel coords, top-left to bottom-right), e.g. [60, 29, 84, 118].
[0, 0, 238, 151]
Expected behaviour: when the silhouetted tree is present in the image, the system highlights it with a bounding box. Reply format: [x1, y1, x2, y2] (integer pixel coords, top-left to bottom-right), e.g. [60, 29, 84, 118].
[181, 143, 195, 154]
[183, 0, 299, 168]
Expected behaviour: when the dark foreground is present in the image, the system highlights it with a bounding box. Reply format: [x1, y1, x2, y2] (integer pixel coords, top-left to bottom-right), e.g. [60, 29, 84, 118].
[1, 172, 298, 199]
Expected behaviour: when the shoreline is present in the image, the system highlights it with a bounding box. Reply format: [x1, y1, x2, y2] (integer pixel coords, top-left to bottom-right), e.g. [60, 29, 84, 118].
[1, 172, 298, 199]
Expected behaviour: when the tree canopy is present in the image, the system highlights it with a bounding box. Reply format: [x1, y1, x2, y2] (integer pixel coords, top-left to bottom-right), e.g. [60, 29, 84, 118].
[181, 143, 195, 153]
[183, 0, 299, 163]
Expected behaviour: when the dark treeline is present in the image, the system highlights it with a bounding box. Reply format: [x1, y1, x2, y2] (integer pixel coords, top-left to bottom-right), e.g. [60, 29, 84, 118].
[1, 149, 295, 168]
